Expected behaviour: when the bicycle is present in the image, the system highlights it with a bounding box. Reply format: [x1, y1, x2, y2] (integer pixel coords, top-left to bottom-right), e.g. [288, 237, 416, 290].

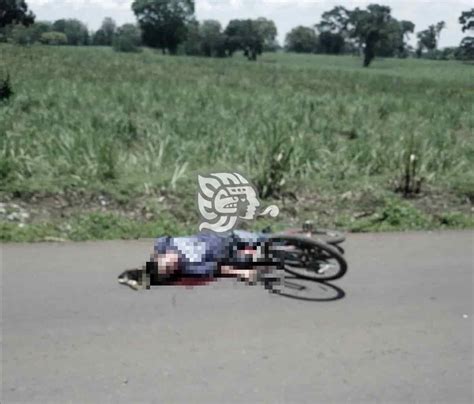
[267, 220, 347, 283]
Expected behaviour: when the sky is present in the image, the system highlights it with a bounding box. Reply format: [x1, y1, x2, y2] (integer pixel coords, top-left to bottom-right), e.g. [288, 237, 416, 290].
[27, 0, 473, 48]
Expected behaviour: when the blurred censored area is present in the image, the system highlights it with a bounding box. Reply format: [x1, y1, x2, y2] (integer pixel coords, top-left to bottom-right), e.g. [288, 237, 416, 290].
[118, 230, 284, 289]
[152, 229, 281, 275]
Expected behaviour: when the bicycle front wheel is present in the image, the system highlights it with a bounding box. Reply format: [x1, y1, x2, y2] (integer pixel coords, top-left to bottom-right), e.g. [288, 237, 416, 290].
[269, 234, 348, 282]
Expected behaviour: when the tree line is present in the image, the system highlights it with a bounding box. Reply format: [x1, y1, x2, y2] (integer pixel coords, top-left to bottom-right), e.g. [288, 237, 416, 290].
[0, 11, 142, 52]
[1, 0, 473, 65]
[285, 5, 474, 63]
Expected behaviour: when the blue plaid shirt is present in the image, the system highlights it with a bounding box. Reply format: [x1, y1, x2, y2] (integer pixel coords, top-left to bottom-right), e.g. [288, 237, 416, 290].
[154, 230, 266, 276]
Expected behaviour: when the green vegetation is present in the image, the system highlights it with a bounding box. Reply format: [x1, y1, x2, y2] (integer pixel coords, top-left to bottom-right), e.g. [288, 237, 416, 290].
[112, 24, 142, 53]
[0, 45, 472, 241]
[39, 31, 67, 46]
[0, 211, 189, 242]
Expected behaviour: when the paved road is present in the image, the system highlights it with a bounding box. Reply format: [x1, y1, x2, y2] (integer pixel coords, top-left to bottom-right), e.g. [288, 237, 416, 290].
[1, 231, 473, 403]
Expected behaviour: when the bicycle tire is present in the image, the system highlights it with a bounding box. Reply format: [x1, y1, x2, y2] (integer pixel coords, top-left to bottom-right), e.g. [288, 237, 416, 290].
[268, 234, 348, 281]
[278, 228, 346, 245]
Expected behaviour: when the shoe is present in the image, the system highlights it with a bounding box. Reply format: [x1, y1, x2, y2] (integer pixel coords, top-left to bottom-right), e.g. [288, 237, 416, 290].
[118, 274, 141, 290]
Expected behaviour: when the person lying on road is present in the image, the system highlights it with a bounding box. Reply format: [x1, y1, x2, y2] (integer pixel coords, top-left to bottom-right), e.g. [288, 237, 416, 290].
[118, 229, 278, 290]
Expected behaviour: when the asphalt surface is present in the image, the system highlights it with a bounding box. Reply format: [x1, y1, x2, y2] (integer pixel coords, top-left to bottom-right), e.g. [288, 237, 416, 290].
[1, 231, 473, 403]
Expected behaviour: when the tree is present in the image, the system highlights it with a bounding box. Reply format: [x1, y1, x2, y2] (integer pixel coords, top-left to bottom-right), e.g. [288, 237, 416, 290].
[458, 9, 474, 60]
[52, 19, 89, 45]
[223, 19, 243, 56]
[182, 19, 201, 55]
[132, 0, 195, 54]
[40, 31, 67, 45]
[224, 19, 265, 60]
[182, 19, 232, 57]
[374, 18, 414, 57]
[0, 0, 34, 28]
[9, 24, 28, 44]
[315, 6, 350, 54]
[314, 4, 413, 59]
[92, 28, 106, 46]
[459, 9, 474, 32]
[31, 21, 52, 39]
[1, 20, 52, 45]
[435, 21, 446, 38]
[199, 20, 219, 55]
[317, 6, 351, 33]
[93, 17, 116, 46]
[254, 17, 278, 51]
[113, 23, 141, 52]
[10, 24, 33, 44]
[349, 4, 394, 67]
[200, 20, 224, 57]
[416, 21, 445, 56]
[458, 36, 474, 60]
[397, 20, 415, 57]
[317, 31, 345, 54]
[285, 26, 317, 53]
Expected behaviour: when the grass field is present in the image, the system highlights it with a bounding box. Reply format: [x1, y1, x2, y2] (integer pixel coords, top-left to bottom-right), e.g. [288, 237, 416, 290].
[0, 44, 473, 241]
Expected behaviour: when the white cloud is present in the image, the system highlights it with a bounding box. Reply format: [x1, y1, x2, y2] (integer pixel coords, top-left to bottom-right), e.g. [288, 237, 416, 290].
[28, 0, 53, 5]
[30, 0, 132, 10]
[197, 0, 213, 12]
